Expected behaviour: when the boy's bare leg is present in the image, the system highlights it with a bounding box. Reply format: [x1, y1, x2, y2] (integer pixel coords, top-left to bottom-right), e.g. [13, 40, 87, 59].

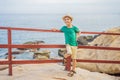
[72, 59, 76, 71]
[68, 59, 76, 77]
[64, 54, 70, 58]
[63, 54, 70, 66]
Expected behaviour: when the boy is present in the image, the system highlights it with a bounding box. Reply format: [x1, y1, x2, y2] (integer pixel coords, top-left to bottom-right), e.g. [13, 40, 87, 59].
[52, 15, 80, 77]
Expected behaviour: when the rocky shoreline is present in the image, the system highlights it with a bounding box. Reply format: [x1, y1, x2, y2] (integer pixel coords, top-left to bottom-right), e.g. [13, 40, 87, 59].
[4, 34, 97, 59]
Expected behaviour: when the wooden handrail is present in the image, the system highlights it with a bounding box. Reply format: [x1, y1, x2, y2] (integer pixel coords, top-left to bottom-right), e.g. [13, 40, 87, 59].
[0, 59, 120, 65]
[0, 44, 120, 50]
[0, 26, 120, 76]
[0, 26, 120, 35]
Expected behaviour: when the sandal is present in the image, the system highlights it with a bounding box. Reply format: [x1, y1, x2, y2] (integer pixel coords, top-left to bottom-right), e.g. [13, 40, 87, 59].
[67, 70, 76, 77]
[72, 70, 76, 74]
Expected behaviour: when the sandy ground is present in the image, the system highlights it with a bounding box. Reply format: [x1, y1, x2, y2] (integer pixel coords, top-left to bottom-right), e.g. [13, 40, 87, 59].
[0, 63, 120, 80]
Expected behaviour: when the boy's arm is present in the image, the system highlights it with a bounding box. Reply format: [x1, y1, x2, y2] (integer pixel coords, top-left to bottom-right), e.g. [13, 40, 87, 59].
[51, 28, 60, 31]
[74, 26, 80, 38]
[77, 31, 81, 39]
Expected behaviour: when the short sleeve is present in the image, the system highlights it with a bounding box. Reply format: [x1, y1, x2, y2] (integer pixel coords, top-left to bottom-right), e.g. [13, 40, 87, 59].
[74, 26, 80, 33]
[60, 26, 65, 32]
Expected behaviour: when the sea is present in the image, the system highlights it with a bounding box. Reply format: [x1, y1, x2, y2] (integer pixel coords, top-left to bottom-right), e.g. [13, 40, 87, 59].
[0, 13, 120, 59]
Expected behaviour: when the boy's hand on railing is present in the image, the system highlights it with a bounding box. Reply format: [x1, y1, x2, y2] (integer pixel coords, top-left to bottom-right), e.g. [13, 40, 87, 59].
[51, 28, 59, 32]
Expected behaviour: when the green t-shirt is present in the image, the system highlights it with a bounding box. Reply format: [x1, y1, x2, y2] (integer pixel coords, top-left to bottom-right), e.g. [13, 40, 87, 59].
[60, 25, 80, 46]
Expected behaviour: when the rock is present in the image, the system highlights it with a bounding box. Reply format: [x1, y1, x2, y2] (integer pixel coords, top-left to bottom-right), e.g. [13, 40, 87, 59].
[58, 48, 66, 57]
[0, 65, 8, 71]
[0, 63, 119, 80]
[17, 40, 45, 50]
[76, 26, 120, 74]
[77, 36, 88, 45]
[33, 50, 50, 60]
[77, 35, 96, 45]
[5, 50, 25, 55]
[5, 56, 16, 59]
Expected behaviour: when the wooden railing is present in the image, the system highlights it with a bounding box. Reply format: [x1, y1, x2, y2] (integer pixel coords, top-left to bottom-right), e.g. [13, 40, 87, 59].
[0, 26, 120, 76]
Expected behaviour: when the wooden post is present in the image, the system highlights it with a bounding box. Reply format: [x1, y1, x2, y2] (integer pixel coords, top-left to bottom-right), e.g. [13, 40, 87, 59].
[65, 56, 71, 71]
[8, 28, 12, 76]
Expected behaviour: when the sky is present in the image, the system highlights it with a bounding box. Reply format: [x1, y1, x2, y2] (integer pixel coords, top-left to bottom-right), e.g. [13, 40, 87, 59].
[0, 0, 120, 14]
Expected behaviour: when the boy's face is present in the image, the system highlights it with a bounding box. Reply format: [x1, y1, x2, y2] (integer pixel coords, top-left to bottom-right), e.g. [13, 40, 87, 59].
[63, 17, 72, 25]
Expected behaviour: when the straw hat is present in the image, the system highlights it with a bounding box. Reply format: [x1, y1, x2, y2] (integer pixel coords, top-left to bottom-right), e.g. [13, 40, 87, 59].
[62, 14, 73, 21]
